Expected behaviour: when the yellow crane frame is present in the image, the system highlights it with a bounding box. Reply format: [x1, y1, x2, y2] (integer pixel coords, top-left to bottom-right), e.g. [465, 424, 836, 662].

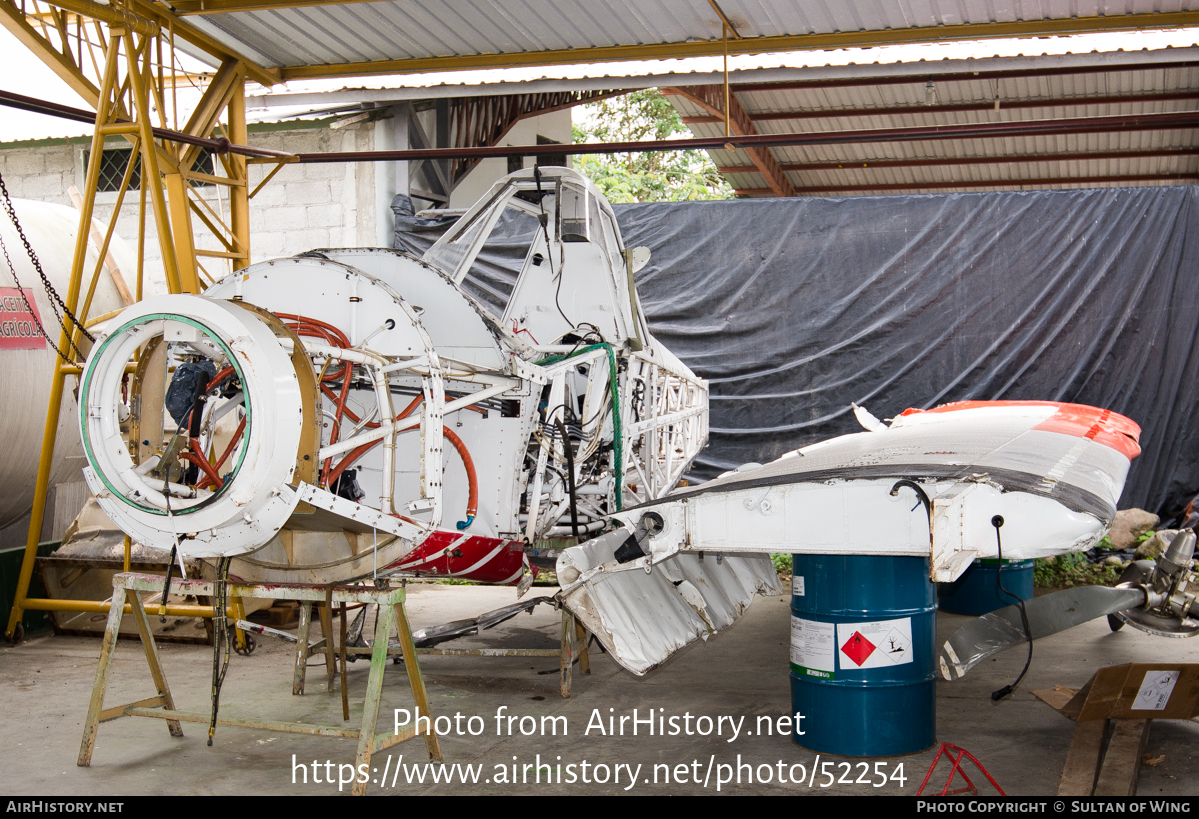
[0, 0, 275, 638]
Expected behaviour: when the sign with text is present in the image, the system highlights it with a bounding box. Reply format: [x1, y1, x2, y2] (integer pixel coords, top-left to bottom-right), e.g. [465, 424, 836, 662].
[0, 287, 46, 349]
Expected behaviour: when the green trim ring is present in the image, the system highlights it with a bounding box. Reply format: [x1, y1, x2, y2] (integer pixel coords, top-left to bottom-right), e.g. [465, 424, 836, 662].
[80, 313, 253, 517]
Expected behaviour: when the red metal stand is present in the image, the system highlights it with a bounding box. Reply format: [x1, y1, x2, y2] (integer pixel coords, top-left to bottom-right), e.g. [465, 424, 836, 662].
[916, 743, 1007, 796]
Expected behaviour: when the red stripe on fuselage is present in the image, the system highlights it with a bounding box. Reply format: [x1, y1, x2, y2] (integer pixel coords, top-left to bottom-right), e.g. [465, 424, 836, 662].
[900, 400, 1141, 461]
[384, 530, 527, 585]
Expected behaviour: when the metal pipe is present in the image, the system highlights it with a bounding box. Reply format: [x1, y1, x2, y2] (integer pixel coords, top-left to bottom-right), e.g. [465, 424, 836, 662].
[718, 147, 1199, 174]
[303, 342, 396, 512]
[318, 381, 514, 461]
[0, 89, 292, 160]
[375, 365, 397, 516]
[291, 110, 1199, 163]
[733, 173, 1198, 196]
[8, 84, 1199, 165]
[685, 90, 1199, 123]
[43, 0, 158, 36]
[22, 598, 231, 618]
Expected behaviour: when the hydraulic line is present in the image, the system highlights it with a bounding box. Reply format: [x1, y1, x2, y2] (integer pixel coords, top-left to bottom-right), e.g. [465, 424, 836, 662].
[990, 515, 1034, 701]
[324, 392, 479, 529]
[326, 394, 424, 485]
[554, 418, 580, 539]
[537, 343, 623, 511]
[208, 556, 233, 746]
[445, 427, 479, 531]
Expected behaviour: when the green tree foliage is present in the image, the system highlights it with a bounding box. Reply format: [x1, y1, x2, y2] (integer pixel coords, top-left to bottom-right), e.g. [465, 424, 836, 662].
[572, 89, 735, 203]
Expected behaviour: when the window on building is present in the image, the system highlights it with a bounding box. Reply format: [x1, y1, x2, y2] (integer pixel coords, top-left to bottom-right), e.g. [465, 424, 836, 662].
[85, 147, 216, 192]
[535, 135, 567, 168]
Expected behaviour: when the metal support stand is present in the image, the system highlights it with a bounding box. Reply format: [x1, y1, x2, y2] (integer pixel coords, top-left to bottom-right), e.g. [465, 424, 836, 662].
[292, 603, 591, 699]
[78, 573, 441, 796]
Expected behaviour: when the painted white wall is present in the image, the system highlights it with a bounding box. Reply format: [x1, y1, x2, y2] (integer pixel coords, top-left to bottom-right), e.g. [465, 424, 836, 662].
[448, 109, 573, 209]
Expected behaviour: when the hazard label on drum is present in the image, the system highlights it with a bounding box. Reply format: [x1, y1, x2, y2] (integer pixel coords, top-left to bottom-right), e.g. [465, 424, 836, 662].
[840, 631, 876, 667]
[836, 617, 913, 669]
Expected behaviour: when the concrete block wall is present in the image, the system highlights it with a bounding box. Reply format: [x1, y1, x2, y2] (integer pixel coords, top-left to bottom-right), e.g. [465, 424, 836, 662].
[0, 106, 573, 296]
[0, 144, 76, 206]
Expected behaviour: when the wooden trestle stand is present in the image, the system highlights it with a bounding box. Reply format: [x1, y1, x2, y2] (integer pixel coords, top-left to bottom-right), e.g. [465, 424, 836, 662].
[78, 572, 441, 796]
[290, 602, 592, 700]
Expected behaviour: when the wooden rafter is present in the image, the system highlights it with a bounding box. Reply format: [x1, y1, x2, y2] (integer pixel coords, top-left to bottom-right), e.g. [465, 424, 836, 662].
[664, 85, 796, 198]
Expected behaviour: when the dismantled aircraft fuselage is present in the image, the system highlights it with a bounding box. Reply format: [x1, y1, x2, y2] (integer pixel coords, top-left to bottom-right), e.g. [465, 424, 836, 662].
[79, 167, 1177, 678]
[78, 167, 713, 589]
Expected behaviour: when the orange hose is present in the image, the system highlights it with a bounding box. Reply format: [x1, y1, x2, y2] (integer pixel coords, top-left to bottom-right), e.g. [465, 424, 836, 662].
[183, 439, 223, 488]
[206, 366, 235, 391]
[196, 416, 247, 491]
[324, 397, 479, 529]
[270, 313, 480, 527]
[326, 394, 424, 485]
[275, 313, 351, 348]
[442, 426, 478, 525]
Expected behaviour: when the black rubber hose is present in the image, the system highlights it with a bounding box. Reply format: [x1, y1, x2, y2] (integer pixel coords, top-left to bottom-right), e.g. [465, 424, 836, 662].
[555, 417, 580, 540]
[990, 515, 1034, 701]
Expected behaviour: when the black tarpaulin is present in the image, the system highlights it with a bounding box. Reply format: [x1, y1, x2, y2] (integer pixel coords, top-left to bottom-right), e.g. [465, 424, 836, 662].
[394, 186, 1199, 516]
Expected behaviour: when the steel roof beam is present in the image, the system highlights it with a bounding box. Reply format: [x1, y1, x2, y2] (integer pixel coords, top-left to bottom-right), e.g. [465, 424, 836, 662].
[0, 0, 102, 107]
[57, 0, 282, 86]
[272, 11, 1199, 81]
[717, 148, 1199, 175]
[681, 92, 1199, 125]
[734, 174, 1196, 195]
[665, 84, 795, 197]
[284, 110, 1199, 164]
[727, 61, 1199, 93]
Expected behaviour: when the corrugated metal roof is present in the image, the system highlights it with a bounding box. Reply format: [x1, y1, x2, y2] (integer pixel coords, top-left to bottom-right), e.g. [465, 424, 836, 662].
[666, 57, 1199, 195]
[167, 0, 1199, 194]
[181, 0, 1199, 73]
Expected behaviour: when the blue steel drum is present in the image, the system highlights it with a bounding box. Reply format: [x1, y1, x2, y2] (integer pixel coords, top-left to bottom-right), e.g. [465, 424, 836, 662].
[938, 559, 1035, 616]
[789, 554, 936, 756]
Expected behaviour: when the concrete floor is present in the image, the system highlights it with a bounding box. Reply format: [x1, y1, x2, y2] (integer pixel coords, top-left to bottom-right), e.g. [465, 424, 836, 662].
[1, 583, 1196, 796]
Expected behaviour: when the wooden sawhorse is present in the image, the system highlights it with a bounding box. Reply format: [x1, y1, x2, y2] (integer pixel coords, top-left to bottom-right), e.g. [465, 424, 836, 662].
[291, 601, 591, 698]
[78, 572, 440, 796]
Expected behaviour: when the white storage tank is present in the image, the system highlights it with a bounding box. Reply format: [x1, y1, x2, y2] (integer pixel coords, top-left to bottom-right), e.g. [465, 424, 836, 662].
[0, 198, 133, 537]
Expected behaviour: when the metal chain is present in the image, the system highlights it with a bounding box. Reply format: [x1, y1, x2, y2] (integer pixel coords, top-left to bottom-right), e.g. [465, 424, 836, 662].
[0, 168, 95, 357]
[0, 227, 74, 363]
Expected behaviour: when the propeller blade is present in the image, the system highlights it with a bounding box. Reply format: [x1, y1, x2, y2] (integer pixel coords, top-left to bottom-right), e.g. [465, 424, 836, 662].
[939, 586, 1145, 680]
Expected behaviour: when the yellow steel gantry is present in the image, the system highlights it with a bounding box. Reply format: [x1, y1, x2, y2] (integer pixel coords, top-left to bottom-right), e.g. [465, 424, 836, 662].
[0, 0, 272, 638]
